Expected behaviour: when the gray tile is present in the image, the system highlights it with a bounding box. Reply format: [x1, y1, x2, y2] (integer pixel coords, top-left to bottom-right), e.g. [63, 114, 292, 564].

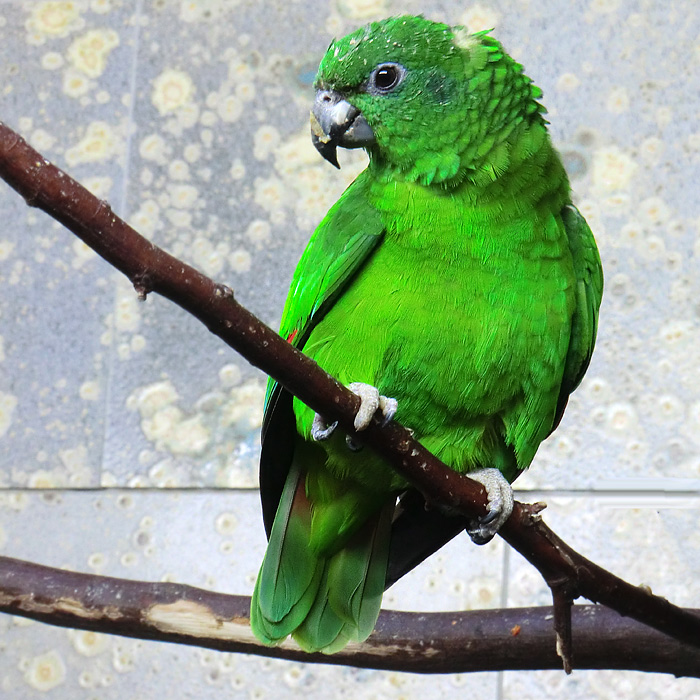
[0, 0, 141, 488]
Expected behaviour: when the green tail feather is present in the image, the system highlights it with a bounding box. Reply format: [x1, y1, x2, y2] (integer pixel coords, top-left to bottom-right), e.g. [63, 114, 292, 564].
[251, 461, 394, 653]
[251, 461, 323, 643]
[292, 565, 350, 653]
[326, 501, 393, 641]
[251, 558, 324, 644]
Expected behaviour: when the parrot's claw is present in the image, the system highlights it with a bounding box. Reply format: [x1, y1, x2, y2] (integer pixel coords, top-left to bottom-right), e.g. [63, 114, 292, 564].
[311, 382, 399, 452]
[348, 382, 397, 431]
[378, 396, 398, 426]
[344, 384, 396, 451]
[466, 468, 514, 545]
[311, 383, 397, 447]
[348, 382, 380, 431]
[311, 416, 339, 441]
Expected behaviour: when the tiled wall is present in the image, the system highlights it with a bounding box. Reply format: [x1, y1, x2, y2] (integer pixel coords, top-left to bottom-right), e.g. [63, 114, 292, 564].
[1, 1, 698, 698]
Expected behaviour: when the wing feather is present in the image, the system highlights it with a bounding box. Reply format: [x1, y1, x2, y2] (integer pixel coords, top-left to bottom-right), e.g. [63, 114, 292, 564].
[260, 170, 385, 536]
[550, 203, 604, 433]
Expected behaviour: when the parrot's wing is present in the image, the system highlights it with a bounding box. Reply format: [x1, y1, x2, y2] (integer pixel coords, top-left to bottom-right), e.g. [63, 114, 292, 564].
[386, 204, 604, 589]
[550, 203, 604, 433]
[260, 170, 385, 536]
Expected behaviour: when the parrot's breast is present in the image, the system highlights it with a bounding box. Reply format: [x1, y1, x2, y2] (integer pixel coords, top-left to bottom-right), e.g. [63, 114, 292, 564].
[297, 167, 575, 487]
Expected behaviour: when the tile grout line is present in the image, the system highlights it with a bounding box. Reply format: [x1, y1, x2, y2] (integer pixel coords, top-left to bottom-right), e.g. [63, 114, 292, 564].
[2, 486, 699, 497]
[96, 0, 146, 486]
[116, 0, 146, 219]
[515, 488, 700, 498]
[496, 541, 511, 700]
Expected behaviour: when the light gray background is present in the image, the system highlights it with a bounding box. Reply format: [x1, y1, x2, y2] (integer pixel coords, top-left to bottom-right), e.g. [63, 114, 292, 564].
[1, 0, 699, 697]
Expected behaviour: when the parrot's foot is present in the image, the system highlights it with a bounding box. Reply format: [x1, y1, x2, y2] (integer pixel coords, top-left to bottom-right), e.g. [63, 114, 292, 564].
[348, 383, 398, 431]
[466, 468, 514, 545]
[310, 382, 398, 448]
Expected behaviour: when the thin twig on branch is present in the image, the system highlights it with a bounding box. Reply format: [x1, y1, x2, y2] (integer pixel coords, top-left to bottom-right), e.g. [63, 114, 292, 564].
[1, 120, 699, 673]
[1, 556, 699, 676]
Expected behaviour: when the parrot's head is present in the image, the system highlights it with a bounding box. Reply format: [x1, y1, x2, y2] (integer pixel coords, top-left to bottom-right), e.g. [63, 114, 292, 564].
[311, 15, 545, 187]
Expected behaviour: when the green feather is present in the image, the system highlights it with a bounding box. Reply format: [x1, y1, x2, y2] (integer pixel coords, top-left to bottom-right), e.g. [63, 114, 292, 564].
[262, 169, 384, 429]
[292, 504, 391, 652]
[327, 501, 393, 640]
[292, 566, 349, 653]
[251, 460, 322, 641]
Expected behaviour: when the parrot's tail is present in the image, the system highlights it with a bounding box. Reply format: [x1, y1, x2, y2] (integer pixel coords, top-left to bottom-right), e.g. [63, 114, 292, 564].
[250, 463, 392, 653]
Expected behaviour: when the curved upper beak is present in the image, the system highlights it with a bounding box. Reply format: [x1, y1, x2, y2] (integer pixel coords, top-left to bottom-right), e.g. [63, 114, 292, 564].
[310, 90, 375, 168]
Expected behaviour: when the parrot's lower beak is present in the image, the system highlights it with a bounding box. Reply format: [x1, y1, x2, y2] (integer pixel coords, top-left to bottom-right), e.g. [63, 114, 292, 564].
[310, 90, 375, 168]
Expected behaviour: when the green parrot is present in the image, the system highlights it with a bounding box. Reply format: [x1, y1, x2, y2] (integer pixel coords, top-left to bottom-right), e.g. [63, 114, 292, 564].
[250, 15, 603, 653]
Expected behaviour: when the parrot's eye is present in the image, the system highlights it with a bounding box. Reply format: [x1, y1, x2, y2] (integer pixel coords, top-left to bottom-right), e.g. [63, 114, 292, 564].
[369, 63, 405, 94]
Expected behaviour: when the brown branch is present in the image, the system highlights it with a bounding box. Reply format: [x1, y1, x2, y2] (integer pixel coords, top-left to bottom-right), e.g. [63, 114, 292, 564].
[1, 120, 699, 670]
[1, 556, 699, 676]
[551, 579, 575, 674]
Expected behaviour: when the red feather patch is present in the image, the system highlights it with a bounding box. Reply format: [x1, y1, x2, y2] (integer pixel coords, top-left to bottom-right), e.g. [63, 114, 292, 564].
[287, 329, 298, 344]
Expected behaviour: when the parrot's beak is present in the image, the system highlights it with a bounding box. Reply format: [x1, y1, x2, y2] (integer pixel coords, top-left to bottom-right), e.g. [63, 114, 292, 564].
[310, 90, 375, 168]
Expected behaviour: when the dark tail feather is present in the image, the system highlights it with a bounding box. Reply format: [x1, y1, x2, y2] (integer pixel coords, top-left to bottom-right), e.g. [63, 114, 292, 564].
[385, 490, 468, 589]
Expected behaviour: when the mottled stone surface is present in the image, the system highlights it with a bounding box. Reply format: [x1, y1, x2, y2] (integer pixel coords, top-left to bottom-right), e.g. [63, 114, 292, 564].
[0, 0, 699, 695]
